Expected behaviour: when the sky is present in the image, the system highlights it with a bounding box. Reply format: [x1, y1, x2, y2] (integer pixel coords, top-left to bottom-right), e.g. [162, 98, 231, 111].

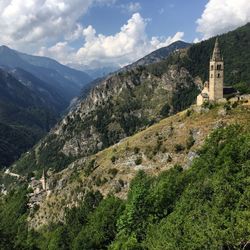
[0, 0, 250, 70]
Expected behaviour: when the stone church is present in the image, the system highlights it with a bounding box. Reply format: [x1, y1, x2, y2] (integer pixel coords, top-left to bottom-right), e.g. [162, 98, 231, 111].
[197, 38, 229, 106]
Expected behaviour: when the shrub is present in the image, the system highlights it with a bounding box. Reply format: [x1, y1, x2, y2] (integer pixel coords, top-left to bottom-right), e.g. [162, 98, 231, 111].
[84, 159, 96, 176]
[186, 133, 195, 149]
[111, 155, 116, 163]
[186, 109, 192, 117]
[134, 147, 140, 154]
[108, 168, 119, 177]
[174, 144, 185, 153]
[135, 157, 142, 165]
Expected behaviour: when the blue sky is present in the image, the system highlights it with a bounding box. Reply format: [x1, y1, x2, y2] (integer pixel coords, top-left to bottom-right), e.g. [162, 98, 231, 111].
[0, 0, 249, 69]
[84, 0, 207, 42]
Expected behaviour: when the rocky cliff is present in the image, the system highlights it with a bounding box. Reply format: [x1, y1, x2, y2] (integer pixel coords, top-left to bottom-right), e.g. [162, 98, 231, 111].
[27, 101, 250, 229]
[14, 61, 199, 174]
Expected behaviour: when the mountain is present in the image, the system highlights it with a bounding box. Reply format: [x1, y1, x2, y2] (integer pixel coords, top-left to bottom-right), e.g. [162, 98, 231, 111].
[12, 24, 250, 176]
[0, 46, 92, 105]
[68, 65, 119, 79]
[151, 23, 250, 92]
[0, 46, 92, 168]
[0, 69, 58, 168]
[1, 24, 250, 250]
[122, 40, 190, 71]
[7, 68, 68, 112]
[1, 102, 250, 250]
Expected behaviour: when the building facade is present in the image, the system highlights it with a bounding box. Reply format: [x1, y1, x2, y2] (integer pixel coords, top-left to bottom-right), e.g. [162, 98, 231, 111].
[197, 38, 225, 106]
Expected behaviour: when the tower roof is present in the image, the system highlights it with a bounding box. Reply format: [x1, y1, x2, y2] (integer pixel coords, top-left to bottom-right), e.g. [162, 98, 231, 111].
[211, 37, 222, 61]
[42, 169, 46, 179]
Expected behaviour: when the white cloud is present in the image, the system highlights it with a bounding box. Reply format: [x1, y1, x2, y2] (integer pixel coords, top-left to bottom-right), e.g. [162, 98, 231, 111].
[0, 1, 184, 70]
[197, 0, 250, 39]
[0, 0, 114, 51]
[39, 13, 184, 69]
[193, 38, 200, 44]
[123, 2, 142, 13]
[38, 42, 75, 64]
[150, 32, 184, 50]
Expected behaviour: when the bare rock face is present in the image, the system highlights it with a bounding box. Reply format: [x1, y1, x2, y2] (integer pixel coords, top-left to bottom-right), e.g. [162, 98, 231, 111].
[55, 67, 196, 157]
[14, 63, 198, 174]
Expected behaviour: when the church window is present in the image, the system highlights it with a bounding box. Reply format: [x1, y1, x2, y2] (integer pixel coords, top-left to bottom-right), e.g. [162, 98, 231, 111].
[217, 64, 222, 70]
[211, 65, 214, 70]
[211, 74, 213, 78]
[217, 73, 220, 78]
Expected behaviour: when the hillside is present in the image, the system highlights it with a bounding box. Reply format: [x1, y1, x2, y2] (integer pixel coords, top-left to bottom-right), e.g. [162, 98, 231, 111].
[148, 23, 250, 92]
[1, 101, 249, 249]
[0, 69, 58, 168]
[12, 23, 250, 176]
[13, 64, 198, 174]
[25, 101, 250, 228]
[123, 40, 190, 71]
[0, 45, 92, 169]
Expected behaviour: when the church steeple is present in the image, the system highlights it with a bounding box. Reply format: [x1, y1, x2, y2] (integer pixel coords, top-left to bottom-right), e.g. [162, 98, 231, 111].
[197, 37, 225, 106]
[209, 37, 224, 101]
[40, 169, 47, 191]
[211, 37, 222, 61]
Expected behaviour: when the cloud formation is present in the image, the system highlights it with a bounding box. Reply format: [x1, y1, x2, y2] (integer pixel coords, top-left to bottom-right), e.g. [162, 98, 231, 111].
[0, 0, 114, 51]
[197, 0, 250, 39]
[38, 13, 184, 69]
[0, 1, 183, 69]
[121, 2, 142, 13]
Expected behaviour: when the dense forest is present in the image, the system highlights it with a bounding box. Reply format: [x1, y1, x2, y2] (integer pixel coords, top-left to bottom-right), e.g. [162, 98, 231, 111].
[1, 124, 249, 249]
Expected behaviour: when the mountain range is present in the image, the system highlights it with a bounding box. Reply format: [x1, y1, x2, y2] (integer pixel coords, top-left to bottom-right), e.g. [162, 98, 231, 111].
[0, 46, 92, 105]
[0, 23, 250, 250]
[0, 46, 94, 168]
[12, 23, 250, 176]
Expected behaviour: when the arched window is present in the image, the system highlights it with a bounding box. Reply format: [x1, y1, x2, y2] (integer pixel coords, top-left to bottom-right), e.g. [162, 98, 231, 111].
[217, 73, 220, 78]
[211, 74, 213, 78]
[217, 64, 222, 70]
[211, 65, 214, 70]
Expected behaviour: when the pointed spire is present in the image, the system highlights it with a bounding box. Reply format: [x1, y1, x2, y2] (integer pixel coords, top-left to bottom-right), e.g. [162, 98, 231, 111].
[42, 168, 46, 179]
[211, 37, 222, 61]
[41, 169, 47, 191]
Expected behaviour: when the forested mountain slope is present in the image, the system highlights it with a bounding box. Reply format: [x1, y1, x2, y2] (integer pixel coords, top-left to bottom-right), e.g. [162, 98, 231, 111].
[1, 102, 250, 250]
[148, 23, 250, 92]
[0, 69, 58, 168]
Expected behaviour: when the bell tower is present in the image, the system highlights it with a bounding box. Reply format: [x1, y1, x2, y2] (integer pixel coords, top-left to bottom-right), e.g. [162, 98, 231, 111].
[209, 38, 224, 101]
[40, 169, 47, 191]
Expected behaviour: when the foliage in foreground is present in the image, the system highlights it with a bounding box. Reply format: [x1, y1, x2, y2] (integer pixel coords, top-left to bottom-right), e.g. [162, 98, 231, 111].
[0, 125, 249, 249]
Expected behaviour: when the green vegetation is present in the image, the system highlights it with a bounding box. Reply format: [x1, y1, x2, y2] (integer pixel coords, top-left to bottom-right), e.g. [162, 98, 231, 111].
[14, 134, 75, 175]
[13, 24, 250, 176]
[148, 23, 250, 93]
[1, 124, 249, 249]
[0, 70, 58, 169]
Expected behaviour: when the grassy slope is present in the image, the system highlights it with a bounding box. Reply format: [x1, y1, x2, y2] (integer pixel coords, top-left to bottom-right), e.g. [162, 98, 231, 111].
[12, 24, 250, 176]
[29, 101, 250, 229]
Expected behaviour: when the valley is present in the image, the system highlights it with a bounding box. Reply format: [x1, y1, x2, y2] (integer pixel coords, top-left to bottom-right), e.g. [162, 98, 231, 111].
[0, 16, 250, 250]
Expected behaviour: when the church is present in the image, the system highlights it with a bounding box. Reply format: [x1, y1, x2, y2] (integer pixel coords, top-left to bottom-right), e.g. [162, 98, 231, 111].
[197, 38, 231, 106]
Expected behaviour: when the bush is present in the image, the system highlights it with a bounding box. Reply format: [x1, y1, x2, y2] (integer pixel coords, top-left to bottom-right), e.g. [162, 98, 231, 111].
[134, 147, 140, 154]
[108, 168, 119, 177]
[111, 155, 116, 163]
[135, 157, 142, 165]
[84, 159, 96, 176]
[174, 144, 185, 153]
[186, 133, 195, 149]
